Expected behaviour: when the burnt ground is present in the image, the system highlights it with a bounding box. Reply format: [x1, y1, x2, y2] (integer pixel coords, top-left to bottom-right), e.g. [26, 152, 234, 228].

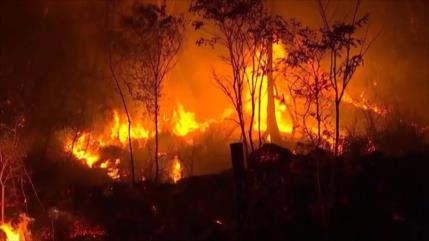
[24, 145, 429, 241]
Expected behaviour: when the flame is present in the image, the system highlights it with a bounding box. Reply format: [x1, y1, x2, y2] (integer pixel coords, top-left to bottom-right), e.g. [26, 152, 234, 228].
[110, 110, 150, 144]
[63, 106, 209, 180]
[343, 92, 387, 116]
[172, 103, 208, 136]
[64, 110, 151, 179]
[0, 215, 31, 241]
[61, 42, 386, 179]
[0, 223, 20, 241]
[66, 132, 100, 167]
[245, 42, 294, 135]
[170, 155, 182, 183]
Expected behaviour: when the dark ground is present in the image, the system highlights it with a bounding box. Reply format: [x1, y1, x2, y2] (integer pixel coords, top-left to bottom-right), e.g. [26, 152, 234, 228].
[23, 144, 429, 241]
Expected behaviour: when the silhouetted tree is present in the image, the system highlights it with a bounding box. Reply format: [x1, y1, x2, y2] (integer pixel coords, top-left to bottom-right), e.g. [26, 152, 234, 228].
[317, 0, 373, 155]
[190, 0, 289, 159]
[104, 1, 137, 186]
[283, 23, 331, 147]
[122, 1, 185, 182]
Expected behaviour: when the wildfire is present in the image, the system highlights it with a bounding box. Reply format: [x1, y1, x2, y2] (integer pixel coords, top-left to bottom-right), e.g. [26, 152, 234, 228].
[64, 105, 211, 180]
[0, 223, 20, 241]
[170, 155, 182, 183]
[245, 42, 294, 135]
[172, 104, 209, 136]
[0, 214, 32, 241]
[62, 39, 386, 180]
[110, 110, 150, 144]
[66, 132, 100, 167]
[343, 92, 387, 116]
[64, 109, 152, 179]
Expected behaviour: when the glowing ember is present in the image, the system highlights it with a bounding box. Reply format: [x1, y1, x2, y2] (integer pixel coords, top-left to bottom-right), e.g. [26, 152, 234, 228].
[343, 92, 387, 116]
[214, 219, 223, 225]
[69, 220, 105, 240]
[170, 155, 182, 183]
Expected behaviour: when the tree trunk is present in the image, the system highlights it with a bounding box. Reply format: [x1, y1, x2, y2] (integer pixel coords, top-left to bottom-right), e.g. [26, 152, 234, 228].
[334, 98, 340, 156]
[1, 183, 4, 223]
[127, 119, 135, 186]
[257, 79, 263, 147]
[266, 39, 281, 143]
[315, 76, 321, 147]
[154, 88, 160, 183]
[238, 108, 249, 168]
[248, 96, 256, 153]
[109, 53, 135, 186]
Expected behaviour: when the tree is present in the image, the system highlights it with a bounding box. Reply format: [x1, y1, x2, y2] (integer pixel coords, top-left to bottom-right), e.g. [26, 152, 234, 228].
[317, 0, 373, 155]
[0, 103, 40, 224]
[246, 13, 284, 151]
[107, 48, 136, 187]
[191, 0, 285, 160]
[283, 23, 331, 147]
[104, 2, 136, 185]
[122, 1, 185, 183]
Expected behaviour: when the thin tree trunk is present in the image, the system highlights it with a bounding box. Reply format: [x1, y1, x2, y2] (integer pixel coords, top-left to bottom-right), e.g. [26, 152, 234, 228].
[315, 76, 321, 147]
[1, 183, 4, 223]
[109, 54, 135, 186]
[258, 78, 263, 147]
[266, 39, 281, 143]
[334, 98, 340, 156]
[248, 96, 255, 152]
[239, 109, 249, 168]
[127, 118, 135, 185]
[154, 86, 159, 183]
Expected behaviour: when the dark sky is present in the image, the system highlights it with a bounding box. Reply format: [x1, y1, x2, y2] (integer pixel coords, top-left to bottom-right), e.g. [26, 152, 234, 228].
[1, 0, 428, 129]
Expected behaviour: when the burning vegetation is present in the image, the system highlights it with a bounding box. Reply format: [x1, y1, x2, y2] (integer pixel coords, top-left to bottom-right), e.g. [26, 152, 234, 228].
[0, 0, 428, 240]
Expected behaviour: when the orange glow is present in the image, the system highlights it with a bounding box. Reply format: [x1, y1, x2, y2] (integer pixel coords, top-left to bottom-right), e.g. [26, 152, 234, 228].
[343, 92, 387, 116]
[170, 155, 182, 183]
[61, 43, 385, 179]
[110, 110, 150, 144]
[65, 132, 100, 167]
[172, 103, 209, 136]
[64, 109, 152, 179]
[0, 215, 31, 241]
[63, 106, 210, 180]
[244, 42, 294, 136]
[0, 223, 20, 241]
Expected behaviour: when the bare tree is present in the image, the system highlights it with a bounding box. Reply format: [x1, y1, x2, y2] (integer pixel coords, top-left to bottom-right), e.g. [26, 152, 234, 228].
[0, 115, 26, 222]
[122, 1, 185, 183]
[108, 50, 136, 186]
[104, 1, 137, 186]
[283, 24, 331, 147]
[317, 0, 374, 155]
[191, 0, 287, 161]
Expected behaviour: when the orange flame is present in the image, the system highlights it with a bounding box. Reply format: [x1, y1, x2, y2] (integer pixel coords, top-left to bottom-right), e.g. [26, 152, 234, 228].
[0, 223, 20, 241]
[110, 110, 150, 144]
[343, 92, 387, 116]
[0, 214, 31, 241]
[64, 110, 151, 179]
[170, 155, 182, 183]
[172, 104, 209, 136]
[64, 106, 210, 180]
[244, 42, 294, 135]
